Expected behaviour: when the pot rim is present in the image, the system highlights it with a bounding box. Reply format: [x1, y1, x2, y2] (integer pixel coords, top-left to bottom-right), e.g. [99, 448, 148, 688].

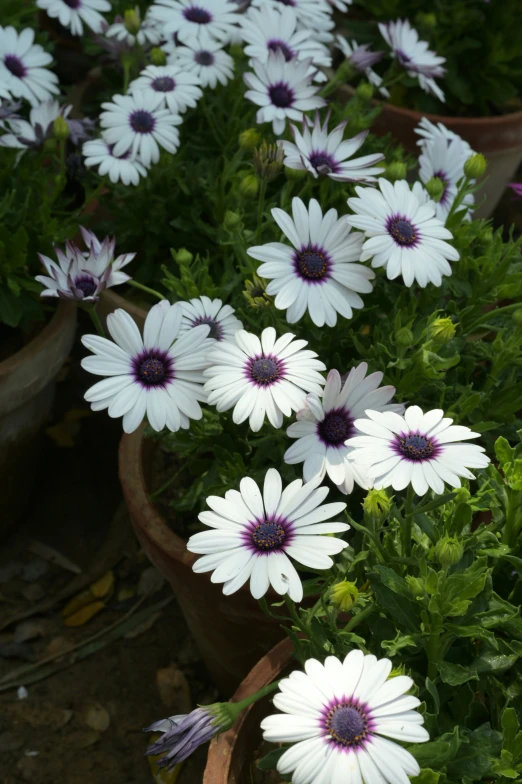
[0, 300, 76, 377]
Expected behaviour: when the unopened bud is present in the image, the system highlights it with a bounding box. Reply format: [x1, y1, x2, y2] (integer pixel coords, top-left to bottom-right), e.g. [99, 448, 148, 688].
[386, 161, 407, 182]
[435, 535, 464, 567]
[513, 309, 522, 326]
[416, 12, 437, 29]
[330, 580, 359, 613]
[253, 140, 284, 182]
[363, 488, 392, 518]
[239, 173, 259, 198]
[175, 248, 193, 264]
[243, 275, 270, 309]
[424, 176, 445, 202]
[464, 153, 486, 179]
[405, 575, 424, 598]
[356, 82, 374, 101]
[150, 47, 167, 66]
[428, 317, 456, 344]
[396, 327, 414, 347]
[53, 114, 69, 141]
[454, 487, 471, 504]
[239, 128, 261, 151]
[224, 210, 241, 231]
[124, 7, 141, 35]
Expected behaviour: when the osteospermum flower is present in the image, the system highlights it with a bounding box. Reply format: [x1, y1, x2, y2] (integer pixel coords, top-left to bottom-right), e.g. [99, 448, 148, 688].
[36, 237, 134, 302]
[346, 405, 490, 496]
[419, 132, 475, 221]
[336, 35, 388, 97]
[248, 198, 374, 327]
[204, 326, 326, 432]
[82, 138, 148, 185]
[168, 32, 234, 89]
[105, 12, 162, 47]
[179, 296, 242, 344]
[261, 650, 429, 784]
[81, 302, 211, 434]
[0, 100, 94, 149]
[414, 116, 462, 147]
[252, 0, 334, 44]
[99, 92, 182, 167]
[285, 365, 402, 494]
[129, 65, 202, 114]
[188, 469, 348, 601]
[36, 0, 112, 35]
[149, 0, 239, 43]
[379, 19, 446, 102]
[244, 50, 326, 136]
[240, 5, 331, 83]
[0, 27, 59, 107]
[347, 179, 460, 287]
[280, 111, 384, 183]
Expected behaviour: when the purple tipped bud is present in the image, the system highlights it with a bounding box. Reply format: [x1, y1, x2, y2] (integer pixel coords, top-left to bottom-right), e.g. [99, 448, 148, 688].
[144, 706, 229, 771]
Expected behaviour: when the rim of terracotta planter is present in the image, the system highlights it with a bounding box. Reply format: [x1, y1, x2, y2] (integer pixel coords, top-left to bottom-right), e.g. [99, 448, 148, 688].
[203, 638, 293, 784]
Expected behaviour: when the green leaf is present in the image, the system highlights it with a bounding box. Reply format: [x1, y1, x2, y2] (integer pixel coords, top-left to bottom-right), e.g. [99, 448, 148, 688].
[495, 436, 515, 467]
[437, 661, 478, 686]
[411, 770, 440, 784]
[256, 746, 287, 770]
[447, 724, 502, 781]
[502, 708, 519, 753]
[425, 677, 440, 714]
[411, 727, 462, 767]
[0, 285, 22, 327]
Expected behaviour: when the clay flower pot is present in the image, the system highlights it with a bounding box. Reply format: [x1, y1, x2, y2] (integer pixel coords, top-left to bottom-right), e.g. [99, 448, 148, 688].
[118, 425, 287, 696]
[0, 302, 77, 536]
[203, 638, 293, 783]
[341, 85, 522, 219]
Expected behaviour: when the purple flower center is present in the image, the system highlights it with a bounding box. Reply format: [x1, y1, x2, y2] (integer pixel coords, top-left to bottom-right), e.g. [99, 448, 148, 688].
[296, 248, 329, 281]
[269, 82, 294, 108]
[309, 152, 336, 175]
[252, 521, 286, 551]
[64, 0, 81, 7]
[274, 0, 296, 5]
[195, 50, 214, 66]
[267, 39, 294, 62]
[133, 350, 174, 388]
[327, 704, 369, 747]
[152, 76, 176, 92]
[74, 275, 97, 297]
[192, 316, 223, 341]
[139, 358, 166, 385]
[183, 5, 212, 23]
[397, 49, 412, 67]
[4, 55, 26, 79]
[249, 357, 282, 386]
[318, 411, 353, 446]
[130, 110, 155, 134]
[388, 217, 417, 246]
[398, 434, 435, 460]
[433, 168, 450, 205]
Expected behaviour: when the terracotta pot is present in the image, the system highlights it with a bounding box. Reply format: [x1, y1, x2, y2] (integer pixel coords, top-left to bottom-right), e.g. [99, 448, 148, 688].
[98, 289, 149, 332]
[118, 425, 286, 696]
[203, 638, 293, 784]
[0, 302, 77, 536]
[341, 85, 522, 219]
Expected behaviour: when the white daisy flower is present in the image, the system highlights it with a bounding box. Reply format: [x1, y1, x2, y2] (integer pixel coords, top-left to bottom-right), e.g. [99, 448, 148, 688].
[82, 138, 148, 186]
[99, 92, 182, 167]
[36, 0, 111, 36]
[81, 302, 212, 434]
[347, 179, 460, 288]
[346, 405, 490, 496]
[419, 132, 475, 222]
[378, 19, 446, 102]
[280, 111, 384, 183]
[105, 15, 162, 47]
[204, 326, 326, 432]
[244, 50, 326, 136]
[251, 0, 334, 44]
[188, 468, 348, 602]
[248, 198, 374, 328]
[36, 237, 133, 302]
[261, 649, 429, 784]
[129, 65, 202, 114]
[179, 296, 242, 345]
[168, 33, 234, 89]
[336, 35, 389, 98]
[0, 27, 59, 107]
[414, 116, 462, 148]
[285, 365, 402, 494]
[149, 0, 239, 44]
[0, 99, 63, 149]
[327, 0, 351, 11]
[240, 5, 331, 83]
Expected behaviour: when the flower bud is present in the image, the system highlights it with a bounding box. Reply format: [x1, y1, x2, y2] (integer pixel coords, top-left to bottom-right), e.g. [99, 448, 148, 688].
[175, 248, 193, 264]
[405, 575, 424, 598]
[454, 487, 470, 504]
[150, 47, 167, 66]
[53, 114, 69, 141]
[356, 82, 374, 101]
[424, 176, 445, 203]
[253, 140, 284, 182]
[239, 173, 259, 198]
[395, 327, 414, 347]
[428, 317, 456, 344]
[330, 580, 358, 613]
[124, 7, 141, 34]
[363, 488, 392, 518]
[416, 12, 437, 28]
[239, 128, 261, 150]
[513, 309, 522, 327]
[243, 275, 271, 308]
[224, 210, 241, 231]
[435, 535, 464, 567]
[464, 153, 487, 179]
[386, 161, 407, 182]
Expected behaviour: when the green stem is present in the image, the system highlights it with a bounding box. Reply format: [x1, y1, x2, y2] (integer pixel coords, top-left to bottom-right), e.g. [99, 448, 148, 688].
[256, 179, 267, 242]
[466, 303, 522, 334]
[343, 603, 375, 632]
[284, 595, 310, 639]
[149, 465, 185, 501]
[87, 306, 106, 337]
[127, 279, 166, 300]
[122, 58, 131, 93]
[427, 618, 443, 681]
[402, 485, 415, 558]
[446, 175, 471, 222]
[232, 679, 281, 712]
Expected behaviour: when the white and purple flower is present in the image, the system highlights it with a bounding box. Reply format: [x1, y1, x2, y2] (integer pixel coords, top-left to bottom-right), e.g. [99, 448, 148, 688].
[81, 302, 211, 433]
[179, 296, 243, 344]
[144, 706, 226, 770]
[129, 64, 203, 114]
[346, 405, 490, 496]
[248, 197, 373, 327]
[168, 32, 234, 89]
[262, 649, 429, 784]
[285, 365, 402, 494]
[0, 26, 59, 107]
[280, 111, 384, 183]
[379, 19, 446, 102]
[251, 0, 335, 44]
[347, 179, 460, 287]
[336, 35, 389, 97]
[105, 12, 162, 47]
[204, 326, 326, 432]
[36, 0, 111, 36]
[0, 100, 93, 149]
[188, 468, 348, 602]
[418, 131, 475, 221]
[149, 0, 239, 43]
[82, 138, 148, 185]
